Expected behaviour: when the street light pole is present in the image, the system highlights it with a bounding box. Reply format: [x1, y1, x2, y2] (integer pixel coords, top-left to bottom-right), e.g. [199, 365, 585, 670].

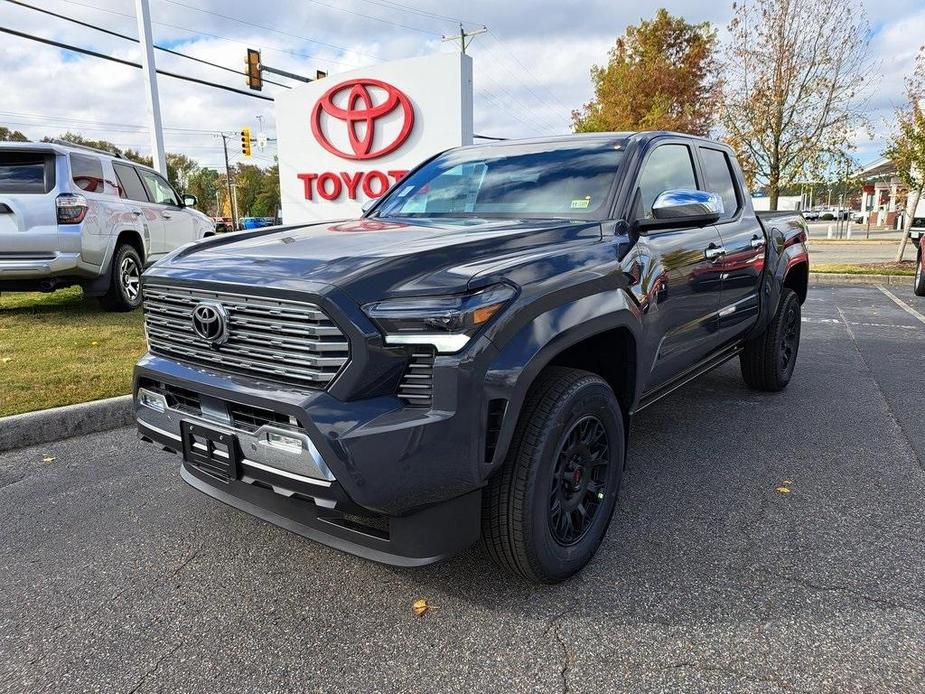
[133, 0, 167, 176]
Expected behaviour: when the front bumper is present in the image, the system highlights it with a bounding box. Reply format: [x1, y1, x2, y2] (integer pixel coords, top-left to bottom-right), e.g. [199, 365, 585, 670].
[134, 351, 492, 565]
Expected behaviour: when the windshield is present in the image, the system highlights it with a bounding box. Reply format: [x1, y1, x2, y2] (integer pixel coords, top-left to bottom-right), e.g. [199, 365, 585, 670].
[373, 140, 624, 220]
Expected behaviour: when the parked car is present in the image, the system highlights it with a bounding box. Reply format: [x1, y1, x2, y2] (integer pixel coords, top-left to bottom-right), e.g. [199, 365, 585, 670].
[802, 209, 820, 221]
[134, 132, 810, 582]
[915, 234, 925, 297]
[211, 216, 233, 233]
[241, 216, 278, 230]
[0, 141, 215, 310]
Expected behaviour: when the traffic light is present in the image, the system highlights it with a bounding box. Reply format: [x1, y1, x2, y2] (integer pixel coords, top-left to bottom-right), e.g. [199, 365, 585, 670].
[240, 127, 252, 157]
[245, 49, 262, 91]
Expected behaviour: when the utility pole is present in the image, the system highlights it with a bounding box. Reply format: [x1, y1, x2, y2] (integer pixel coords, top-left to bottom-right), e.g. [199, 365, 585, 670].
[441, 23, 487, 54]
[134, 0, 166, 176]
[218, 133, 236, 230]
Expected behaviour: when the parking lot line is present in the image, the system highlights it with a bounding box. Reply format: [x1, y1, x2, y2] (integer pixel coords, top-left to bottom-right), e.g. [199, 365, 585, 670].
[876, 285, 925, 326]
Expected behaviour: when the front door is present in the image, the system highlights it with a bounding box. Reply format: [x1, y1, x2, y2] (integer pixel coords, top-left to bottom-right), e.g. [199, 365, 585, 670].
[137, 169, 196, 253]
[631, 142, 727, 390]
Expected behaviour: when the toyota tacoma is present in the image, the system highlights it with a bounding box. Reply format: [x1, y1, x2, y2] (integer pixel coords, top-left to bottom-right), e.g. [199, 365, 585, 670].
[134, 132, 809, 583]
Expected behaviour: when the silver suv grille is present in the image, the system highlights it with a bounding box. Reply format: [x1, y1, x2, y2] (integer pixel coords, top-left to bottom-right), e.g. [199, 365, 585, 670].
[143, 283, 349, 389]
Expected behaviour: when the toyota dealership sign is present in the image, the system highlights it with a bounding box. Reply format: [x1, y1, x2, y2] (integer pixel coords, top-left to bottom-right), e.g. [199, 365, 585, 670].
[276, 53, 474, 223]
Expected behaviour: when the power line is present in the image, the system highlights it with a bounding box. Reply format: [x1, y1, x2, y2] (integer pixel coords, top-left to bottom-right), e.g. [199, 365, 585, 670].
[0, 26, 276, 101]
[302, 0, 442, 36]
[50, 0, 363, 69]
[0, 110, 254, 136]
[4, 0, 293, 89]
[157, 0, 382, 61]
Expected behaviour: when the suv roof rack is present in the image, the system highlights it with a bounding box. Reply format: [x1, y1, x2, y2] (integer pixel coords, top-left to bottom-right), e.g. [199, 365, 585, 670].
[49, 139, 124, 159]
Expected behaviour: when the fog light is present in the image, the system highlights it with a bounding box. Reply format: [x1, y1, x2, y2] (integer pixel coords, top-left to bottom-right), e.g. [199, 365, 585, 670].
[138, 388, 167, 413]
[266, 431, 303, 453]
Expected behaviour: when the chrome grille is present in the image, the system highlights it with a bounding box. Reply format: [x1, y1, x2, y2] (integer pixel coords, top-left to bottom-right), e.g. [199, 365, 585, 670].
[143, 283, 349, 389]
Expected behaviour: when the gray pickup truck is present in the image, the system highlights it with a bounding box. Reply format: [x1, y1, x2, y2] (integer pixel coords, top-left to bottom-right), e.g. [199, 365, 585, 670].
[0, 141, 214, 310]
[135, 131, 810, 582]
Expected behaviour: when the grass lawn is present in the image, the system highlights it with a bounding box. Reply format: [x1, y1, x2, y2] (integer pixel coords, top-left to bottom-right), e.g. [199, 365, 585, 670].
[0, 287, 146, 417]
[812, 261, 917, 276]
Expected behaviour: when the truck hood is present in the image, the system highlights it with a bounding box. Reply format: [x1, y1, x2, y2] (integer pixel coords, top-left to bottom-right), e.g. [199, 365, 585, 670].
[147, 216, 602, 303]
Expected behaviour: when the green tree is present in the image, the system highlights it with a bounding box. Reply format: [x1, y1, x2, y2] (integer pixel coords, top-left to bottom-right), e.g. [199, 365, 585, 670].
[187, 167, 221, 215]
[0, 126, 29, 142]
[572, 9, 718, 136]
[720, 0, 870, 210]
[887, 46, 925, 261]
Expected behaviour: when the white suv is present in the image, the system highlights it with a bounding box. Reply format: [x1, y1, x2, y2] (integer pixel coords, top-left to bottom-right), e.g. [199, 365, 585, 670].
[0, 141, 215, 311]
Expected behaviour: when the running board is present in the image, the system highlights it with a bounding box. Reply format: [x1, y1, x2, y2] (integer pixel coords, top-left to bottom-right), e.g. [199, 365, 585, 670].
[634, 345, 743, 413]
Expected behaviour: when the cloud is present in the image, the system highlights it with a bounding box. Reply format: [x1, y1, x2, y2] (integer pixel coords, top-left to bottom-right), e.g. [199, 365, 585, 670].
[0, 0, 918, 169]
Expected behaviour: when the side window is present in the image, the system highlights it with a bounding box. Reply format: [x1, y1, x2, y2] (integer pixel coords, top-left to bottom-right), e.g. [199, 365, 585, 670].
[70, 154, 105, 194]
[698, 147, 739, 220]
[634, 144, 697, 220]
[113, 163, 149, 202]
[138, 169, 180, 206]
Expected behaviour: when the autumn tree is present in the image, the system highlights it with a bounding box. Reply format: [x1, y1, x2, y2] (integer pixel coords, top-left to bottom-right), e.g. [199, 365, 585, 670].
[572, 9, 718, 136]
[887, 46, 925, 261]
[720, 0, 870, 209]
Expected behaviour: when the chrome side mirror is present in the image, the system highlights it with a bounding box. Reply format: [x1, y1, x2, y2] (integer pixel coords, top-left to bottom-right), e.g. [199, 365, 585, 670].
[653, 189, 723, 220]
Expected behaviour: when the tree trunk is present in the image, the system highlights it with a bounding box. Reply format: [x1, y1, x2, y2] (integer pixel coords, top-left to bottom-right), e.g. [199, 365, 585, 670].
[768, 179, 780, 212]
[896, 185, 923, 262]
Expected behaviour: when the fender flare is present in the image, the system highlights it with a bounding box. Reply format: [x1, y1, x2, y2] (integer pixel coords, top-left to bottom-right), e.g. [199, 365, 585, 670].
[482, 290, 643, 470]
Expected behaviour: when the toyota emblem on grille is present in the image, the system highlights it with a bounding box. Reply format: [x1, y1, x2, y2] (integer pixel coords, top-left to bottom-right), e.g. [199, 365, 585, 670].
[191, 301, 229, 346]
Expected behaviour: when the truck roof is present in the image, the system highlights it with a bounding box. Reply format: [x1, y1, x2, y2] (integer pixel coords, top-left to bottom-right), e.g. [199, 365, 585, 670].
[462, 130, 730, 151]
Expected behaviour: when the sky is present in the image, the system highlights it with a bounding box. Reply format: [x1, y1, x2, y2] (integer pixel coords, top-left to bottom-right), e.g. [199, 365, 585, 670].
[0, 0, 922, 173]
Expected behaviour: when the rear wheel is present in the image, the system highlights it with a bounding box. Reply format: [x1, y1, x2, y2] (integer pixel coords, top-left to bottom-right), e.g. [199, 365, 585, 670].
[914, 253, 925, 297]
[740, 288, 801, 391]
[99, 243, 143, 312]
[482, 367, 624, 583]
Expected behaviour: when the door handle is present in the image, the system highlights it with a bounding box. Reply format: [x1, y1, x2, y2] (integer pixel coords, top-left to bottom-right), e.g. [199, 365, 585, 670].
[161, 211, 172, 219]
[704, 245, 726, 261]
[750, 236, 766, 248]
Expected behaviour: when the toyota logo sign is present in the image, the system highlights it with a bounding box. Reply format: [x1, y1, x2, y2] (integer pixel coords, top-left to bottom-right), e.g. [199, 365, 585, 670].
[191, 301, 230, 346]
[311, 78, 414, 161]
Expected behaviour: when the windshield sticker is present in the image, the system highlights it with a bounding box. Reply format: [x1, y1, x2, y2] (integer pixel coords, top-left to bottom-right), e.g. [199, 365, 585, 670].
[570, 197, 591, 209]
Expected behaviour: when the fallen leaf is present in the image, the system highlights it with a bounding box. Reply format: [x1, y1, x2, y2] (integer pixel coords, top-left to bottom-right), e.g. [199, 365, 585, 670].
[776, 486, 791, 494]
[412, 598, 432, 617]
[1, 357, 11, 364]
[91, 341, 99, 346]
[42, 455, 56, 464]
[783, 480, 793, 485]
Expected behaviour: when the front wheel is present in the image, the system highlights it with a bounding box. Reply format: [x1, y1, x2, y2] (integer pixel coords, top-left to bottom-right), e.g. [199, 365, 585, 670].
[99, 243, 143, 312]
[914, 254, 925, 297]
[482, 367, 625, 583]
[740, 288, 801, 391]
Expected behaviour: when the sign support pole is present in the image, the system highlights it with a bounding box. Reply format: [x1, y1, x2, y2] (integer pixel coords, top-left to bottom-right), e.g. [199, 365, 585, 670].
[134, 0, 167, 176]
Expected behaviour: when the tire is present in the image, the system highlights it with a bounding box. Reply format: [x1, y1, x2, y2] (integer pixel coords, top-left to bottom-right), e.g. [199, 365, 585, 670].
[99, 243, 143, 312]
[740, 288, 801, 391]
[914, 254, 925, 297]
[482, 367, 625, 583]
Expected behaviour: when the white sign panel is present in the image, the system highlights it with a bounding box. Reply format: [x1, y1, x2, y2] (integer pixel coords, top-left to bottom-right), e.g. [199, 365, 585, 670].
[276, 52, 474, 224]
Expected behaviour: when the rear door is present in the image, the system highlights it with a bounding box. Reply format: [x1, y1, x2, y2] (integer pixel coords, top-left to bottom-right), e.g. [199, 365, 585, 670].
[695, 145, 765, 344]
[137, 169, 196, 252]
[632, 142, 726, 389]
[113, 161, 162, 261]
[0, 149, 59, 263]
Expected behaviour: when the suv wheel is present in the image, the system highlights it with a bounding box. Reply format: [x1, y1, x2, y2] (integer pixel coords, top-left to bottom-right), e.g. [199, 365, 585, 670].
[739, 288, 801, 391]
[99, 243, 143, 311]
[482, 367, 625, 583]
[914, 253, 925, 297]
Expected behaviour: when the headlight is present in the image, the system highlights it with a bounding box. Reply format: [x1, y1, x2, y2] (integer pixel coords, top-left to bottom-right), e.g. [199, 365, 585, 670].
[363, 283, 517, 353]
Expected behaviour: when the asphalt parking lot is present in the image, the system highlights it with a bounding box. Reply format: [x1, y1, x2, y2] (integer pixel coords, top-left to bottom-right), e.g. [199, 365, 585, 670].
[2, 284, 924, 693]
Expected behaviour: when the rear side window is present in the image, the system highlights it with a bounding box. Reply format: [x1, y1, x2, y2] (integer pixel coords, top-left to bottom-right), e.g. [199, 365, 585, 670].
[138, 169, 180, 206]
[70, 154, 105, 193]
[698, 147, 739, 220]
[0, 151, 54, 194]
[113, 163, 149, 202]
[635, 144, 697, 220]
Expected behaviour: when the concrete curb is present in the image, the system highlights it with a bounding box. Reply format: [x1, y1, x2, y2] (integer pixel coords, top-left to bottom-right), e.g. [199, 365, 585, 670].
[809, 272, 912, 287]
[0, 395, 133, 453]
